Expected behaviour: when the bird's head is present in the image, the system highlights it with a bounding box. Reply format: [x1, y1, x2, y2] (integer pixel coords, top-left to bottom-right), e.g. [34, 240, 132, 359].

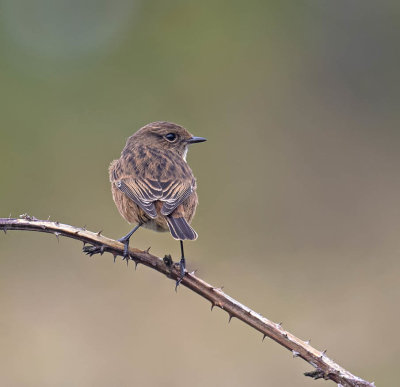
[126, 121, 206, 159]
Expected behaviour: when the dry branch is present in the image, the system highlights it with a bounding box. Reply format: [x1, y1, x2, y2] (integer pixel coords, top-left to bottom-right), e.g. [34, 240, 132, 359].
[0, 216, 374, 387]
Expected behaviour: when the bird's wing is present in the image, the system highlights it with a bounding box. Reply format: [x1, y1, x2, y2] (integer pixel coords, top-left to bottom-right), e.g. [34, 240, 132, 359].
[115, 177, 195, 218]
[111, 158, 195, 219]
[159, 179, 195, 216]
[115, 178, 161, 219]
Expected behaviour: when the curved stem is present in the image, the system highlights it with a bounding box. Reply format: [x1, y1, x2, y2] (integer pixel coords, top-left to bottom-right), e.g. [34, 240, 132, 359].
[0, 216, 373, 387]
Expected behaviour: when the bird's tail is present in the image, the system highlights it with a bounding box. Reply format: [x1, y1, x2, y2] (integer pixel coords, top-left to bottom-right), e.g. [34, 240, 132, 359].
[166, 217, 198, 241]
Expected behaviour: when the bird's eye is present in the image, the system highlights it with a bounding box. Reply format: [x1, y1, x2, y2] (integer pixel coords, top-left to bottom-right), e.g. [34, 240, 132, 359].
[164, 133, 177, 142]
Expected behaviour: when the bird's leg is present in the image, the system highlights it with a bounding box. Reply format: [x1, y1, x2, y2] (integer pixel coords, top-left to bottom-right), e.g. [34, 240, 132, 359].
[175, 240, 186, 289]
[118, 223, 142, 260]
[179, 240, 186, 276]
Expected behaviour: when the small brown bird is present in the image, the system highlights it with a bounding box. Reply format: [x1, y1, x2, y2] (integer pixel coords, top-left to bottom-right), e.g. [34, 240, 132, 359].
[109, 121, 206, 281]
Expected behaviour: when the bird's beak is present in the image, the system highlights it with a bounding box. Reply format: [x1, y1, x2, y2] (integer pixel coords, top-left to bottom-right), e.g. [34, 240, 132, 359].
[187, 136, 207, 144]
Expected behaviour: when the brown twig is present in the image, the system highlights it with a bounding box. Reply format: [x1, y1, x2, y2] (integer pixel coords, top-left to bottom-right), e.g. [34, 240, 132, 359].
[0, 215, 374, 387]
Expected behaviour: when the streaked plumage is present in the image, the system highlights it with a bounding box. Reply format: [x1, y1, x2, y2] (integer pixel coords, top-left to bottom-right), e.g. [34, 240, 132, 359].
[109, 121, 205, 245]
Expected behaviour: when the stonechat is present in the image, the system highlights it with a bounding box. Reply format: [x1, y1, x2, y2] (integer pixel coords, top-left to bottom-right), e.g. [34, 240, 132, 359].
[109, 121, 206, 282]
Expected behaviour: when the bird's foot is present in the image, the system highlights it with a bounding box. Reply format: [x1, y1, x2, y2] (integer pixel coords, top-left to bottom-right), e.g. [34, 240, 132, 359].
[116, 223, 142, 264]
[179, 256, 186, 277]
[117, 236, 131, 262]
[175, 256, 186, 291]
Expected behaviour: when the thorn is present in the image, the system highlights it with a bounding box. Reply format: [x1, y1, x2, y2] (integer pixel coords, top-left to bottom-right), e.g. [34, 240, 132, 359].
[100, 245, 105, 255]
[97, 230, 102, 236]
[74, 230, 79, 235]
[54, 232, 60, 242]
[9, 213, 12, 218]
[320, 349, 327, 357]
[3, 227, 7, 234]
[277, 322, 283, 328]
[283, 333, 288, 339]
[189, 270, 197, 275]
[228, 314, 233, 323]
[82, 225, 87, 231]
[55, 221, 60, 226]
[135, 261, 139, 270]
[47, 215, 51, 221]
[210, 303, 215, 311]
[212, 286, 224, 291]
[112, 254, 117, 263]
[262, 334, 267, 342]
[305, 339, 311, 345]
[41, 225, 46, 230]
[145, 246, 151, 253]
[292, 350, 300, 358]
[83, 241, 86, 247]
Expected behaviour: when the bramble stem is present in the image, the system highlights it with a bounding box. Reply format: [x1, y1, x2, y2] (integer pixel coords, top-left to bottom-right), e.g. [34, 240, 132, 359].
[0, 216, 373, 387]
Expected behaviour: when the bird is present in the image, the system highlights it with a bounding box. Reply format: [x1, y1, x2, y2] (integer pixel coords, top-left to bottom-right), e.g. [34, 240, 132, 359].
[109, 121, 206, 284]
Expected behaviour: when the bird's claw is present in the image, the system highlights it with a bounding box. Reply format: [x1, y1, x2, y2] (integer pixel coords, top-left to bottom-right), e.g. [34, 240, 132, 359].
[118, 237, 131, 262]
[175, 276, 183, 291]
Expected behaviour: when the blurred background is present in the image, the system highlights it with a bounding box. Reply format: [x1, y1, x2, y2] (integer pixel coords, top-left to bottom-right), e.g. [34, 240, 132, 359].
[0, 1, 399, 386]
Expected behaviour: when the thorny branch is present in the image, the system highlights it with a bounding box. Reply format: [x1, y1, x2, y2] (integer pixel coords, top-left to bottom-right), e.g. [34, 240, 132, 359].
[0, 215, 374, 387]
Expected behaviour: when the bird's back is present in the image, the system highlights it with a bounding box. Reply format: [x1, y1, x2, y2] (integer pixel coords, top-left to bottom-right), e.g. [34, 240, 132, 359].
[109, 145, 199, 240]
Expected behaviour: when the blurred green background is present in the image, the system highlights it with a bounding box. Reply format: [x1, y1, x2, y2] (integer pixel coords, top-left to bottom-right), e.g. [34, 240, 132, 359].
[1, 1, 399, 386]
